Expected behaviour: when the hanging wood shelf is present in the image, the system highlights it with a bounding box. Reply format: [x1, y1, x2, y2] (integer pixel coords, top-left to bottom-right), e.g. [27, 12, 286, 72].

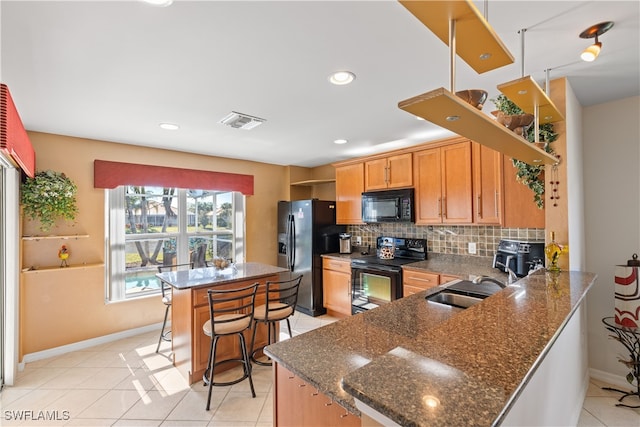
[398, 87, 558, 165]
[497, 75, 564, 124]
[398, 0, 514, 74]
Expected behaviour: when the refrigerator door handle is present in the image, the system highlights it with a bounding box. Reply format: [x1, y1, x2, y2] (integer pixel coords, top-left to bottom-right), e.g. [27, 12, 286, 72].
[286, 214, 292, 270]
[290, 214, 296, 271]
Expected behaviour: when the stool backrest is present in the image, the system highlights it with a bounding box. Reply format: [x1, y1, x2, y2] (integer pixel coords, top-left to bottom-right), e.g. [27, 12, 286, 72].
[157, 262, 194, 297]
[263, 275, 303, 320]
[207, 282, 259, 335]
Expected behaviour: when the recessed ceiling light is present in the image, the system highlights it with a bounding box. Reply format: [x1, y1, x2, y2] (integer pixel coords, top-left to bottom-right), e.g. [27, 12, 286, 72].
[446, 115, 460, 122]
[517, 90, 528, 95]
[142, 0, 173, 6]
[159, 123, 179, 130]
[479, 53, 492, 60]
[334, 139, 348, 145]
[329, 71, 356, 86]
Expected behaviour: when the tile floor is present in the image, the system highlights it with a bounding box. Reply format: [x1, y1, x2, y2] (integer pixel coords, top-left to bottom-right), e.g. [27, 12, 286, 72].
[1, 311, 638, 427]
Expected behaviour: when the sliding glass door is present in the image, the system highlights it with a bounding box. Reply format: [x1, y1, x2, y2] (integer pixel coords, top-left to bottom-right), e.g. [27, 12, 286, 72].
[0, 156, 20, 388]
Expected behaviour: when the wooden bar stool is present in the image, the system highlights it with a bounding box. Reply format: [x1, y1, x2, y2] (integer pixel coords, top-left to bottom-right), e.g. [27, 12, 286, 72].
[203, 282, 259, 410]
[156, 262, 193, 353]
[250, 275, 302, 366]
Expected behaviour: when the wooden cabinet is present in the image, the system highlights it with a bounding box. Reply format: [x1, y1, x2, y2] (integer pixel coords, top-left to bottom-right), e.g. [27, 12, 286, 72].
[274, 363, 361, 427]
[322, 257, 352, 317]
[414, 140, 473, 224]
[472, 142, 504, 225]
[364, 153, 413, 190]
[440, 274, 461, 284]
[335, 163, 364, 225]
[502, 156, 545, 228]
[402, 268, 460, 296]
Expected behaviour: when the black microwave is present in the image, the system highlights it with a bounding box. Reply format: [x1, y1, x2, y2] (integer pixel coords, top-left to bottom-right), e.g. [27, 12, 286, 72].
[361, 188, 414, 223]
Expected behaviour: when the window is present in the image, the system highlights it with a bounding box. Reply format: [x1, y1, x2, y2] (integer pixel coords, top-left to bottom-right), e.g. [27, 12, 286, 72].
[106, 186, 245, 301]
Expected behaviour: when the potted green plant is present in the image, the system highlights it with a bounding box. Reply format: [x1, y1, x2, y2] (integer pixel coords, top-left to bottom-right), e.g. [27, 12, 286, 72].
[21, 170, 78, 232]
[492, 94, 558, 209]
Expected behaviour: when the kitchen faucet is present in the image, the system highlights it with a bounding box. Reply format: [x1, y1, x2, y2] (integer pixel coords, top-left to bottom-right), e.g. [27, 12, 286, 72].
[473, 261, 518, 288]
[495, 261, 519, 284]
[472, 276, 507, 288]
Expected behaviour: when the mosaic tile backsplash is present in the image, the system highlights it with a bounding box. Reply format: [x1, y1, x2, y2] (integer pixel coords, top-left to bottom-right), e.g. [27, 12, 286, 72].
[345, 224, 545, 258]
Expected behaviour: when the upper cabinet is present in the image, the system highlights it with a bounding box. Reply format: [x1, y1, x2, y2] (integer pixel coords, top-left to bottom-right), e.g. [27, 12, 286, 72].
[414, 140, 473, 225]
[364, 153, 413, 191]
[335, 162, 364, 225]
[472, 143, 503, 225]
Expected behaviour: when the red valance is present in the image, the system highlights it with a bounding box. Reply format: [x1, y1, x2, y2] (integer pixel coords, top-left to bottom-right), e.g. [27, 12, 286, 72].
[0, 84, 35, 177]
[94, 160, 254, 195]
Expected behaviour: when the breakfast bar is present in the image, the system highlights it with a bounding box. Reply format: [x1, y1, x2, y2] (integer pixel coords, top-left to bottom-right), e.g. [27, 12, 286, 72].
[265, 270, 597, 426]
[156, 262, 288, 384]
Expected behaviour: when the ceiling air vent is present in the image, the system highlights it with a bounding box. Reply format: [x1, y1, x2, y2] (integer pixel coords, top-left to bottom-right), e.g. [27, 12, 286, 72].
[218, 111, 266, 130]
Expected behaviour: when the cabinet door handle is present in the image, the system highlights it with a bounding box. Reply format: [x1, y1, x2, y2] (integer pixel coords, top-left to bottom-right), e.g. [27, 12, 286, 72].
[494, 191, 499, 217]
[385, 166, 389, 184]
[477, 195, 482, 218]
[438, 198, 442, 217]
[442, 197, 447, 218]
[298, 383, 306, 388]
[408, 276, 432, 282]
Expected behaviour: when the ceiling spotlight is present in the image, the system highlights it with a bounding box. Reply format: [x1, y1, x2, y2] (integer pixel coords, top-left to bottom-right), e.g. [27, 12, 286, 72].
[329, 71, 356, 85]
[142, 0, 173, 6]
[159, 123, 179, 130]
[334, 139, 348, 145]
[579, 21, 614, 62]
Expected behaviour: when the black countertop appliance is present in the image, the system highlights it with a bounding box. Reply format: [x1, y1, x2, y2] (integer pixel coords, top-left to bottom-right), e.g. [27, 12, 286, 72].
[493, 239, 545, 277]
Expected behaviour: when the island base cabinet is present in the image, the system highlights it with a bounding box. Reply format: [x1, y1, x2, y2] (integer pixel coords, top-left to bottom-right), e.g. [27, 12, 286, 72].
[274, 363, 361, 427]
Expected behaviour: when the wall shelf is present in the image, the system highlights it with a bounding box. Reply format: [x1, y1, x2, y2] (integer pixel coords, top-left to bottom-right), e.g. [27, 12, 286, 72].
[398, 0, 514, 74]
[497, 75, 564, 124]
[21, 263, 104, 274]
[22, 234, 89, 241]
[398, 87, 558, 165]
[290, 179, 335, 186]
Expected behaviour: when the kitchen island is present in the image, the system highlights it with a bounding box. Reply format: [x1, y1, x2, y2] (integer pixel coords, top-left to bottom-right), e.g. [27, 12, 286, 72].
[156, 262, 288, 384]
[265, 269, 597, 426]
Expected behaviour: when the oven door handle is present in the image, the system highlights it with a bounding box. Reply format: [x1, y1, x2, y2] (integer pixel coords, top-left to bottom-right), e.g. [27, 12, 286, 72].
[351, 263, 401, 273]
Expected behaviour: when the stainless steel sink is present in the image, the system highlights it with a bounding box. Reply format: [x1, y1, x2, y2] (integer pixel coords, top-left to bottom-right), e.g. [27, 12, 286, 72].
[425, 291, 485, 309]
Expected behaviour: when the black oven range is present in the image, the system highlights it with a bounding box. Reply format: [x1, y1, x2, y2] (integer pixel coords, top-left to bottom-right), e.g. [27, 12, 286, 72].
[351, 237, 427, 314]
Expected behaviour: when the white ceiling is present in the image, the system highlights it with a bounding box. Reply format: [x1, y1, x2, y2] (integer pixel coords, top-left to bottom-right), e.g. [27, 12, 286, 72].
[1, 1, 638, 168]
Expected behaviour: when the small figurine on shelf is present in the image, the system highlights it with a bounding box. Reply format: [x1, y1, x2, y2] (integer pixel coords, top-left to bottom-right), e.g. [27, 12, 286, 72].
[58, 244, 70, 268]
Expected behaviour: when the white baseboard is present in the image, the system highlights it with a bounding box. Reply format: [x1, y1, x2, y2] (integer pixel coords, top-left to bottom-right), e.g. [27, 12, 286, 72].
[19, 322, 167, 370]
[589, 367, 633, 390]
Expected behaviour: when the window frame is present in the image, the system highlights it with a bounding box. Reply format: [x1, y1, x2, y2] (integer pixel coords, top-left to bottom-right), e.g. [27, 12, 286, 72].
[105, 186, 245, 302]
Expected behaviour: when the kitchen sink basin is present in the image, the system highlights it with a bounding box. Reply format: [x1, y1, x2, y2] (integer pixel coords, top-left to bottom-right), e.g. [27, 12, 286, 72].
[425, 280, 501, 309]
[426, 290, 485, 309]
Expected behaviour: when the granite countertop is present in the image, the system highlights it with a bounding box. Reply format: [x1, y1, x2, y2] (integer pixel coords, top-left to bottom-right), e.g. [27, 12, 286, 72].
[265, 269, 597, 426]
[322, 252, 508, 281]
[155, 262, 288, 290]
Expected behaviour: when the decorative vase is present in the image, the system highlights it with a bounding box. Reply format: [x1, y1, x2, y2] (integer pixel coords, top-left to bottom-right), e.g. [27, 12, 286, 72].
[545, 231, 566, 272]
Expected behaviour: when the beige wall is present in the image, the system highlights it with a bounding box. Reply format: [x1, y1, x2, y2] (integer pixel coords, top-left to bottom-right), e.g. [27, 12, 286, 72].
[20, 131, 308, 357]
[583, 96, 640, 380]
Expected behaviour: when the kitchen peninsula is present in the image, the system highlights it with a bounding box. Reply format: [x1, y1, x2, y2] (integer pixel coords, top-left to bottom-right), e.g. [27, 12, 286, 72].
[265, 270, 597, 426]
[156, 262, 288, 384]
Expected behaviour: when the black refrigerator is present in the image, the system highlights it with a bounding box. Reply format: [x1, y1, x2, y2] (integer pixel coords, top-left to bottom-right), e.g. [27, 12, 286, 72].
[277, 200, 345, 317]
